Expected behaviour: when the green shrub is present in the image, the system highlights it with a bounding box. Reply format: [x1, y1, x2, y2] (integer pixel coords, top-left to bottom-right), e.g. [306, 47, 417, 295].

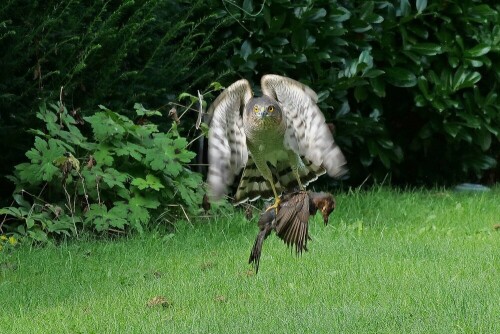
[216, 0, 500, 184]
[0, 0, 237, 205]
[0, 102, 204, 241]
[1, 0, 499, 214]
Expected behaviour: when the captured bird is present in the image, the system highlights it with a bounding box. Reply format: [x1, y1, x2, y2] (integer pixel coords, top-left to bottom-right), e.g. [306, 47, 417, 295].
[207, 75, 347, 211]
[249, 191, 336, 273]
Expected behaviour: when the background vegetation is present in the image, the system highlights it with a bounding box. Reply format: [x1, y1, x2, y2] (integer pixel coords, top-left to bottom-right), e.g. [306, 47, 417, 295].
[1, 0, 499, 240]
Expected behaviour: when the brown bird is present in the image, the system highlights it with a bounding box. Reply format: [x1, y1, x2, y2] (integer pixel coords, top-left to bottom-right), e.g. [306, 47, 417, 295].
[249, 191, 336, 273]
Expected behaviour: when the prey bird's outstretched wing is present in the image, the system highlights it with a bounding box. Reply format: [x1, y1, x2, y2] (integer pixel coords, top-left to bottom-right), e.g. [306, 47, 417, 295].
[261, 75, 347, 178]
[207, 79, 253, 200]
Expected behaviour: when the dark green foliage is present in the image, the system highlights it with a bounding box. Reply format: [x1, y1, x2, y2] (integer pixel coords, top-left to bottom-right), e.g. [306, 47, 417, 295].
[0, 0, 236, 204]
[0, 0, 231, 109]
[0, 103, 203, 241]
[1, 0, 500, 219]
[218, 0, 500, 184]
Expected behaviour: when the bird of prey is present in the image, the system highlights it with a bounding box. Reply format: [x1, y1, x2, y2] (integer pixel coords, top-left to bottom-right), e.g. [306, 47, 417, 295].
[249, 191, 336, 273]
[207, 74, 346, 210]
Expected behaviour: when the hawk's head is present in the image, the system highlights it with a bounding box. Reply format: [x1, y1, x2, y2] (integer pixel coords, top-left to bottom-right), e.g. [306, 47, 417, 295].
[246, 96, 282, 125]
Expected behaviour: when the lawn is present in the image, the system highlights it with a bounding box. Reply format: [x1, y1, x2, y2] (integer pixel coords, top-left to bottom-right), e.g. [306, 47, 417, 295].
[1, 187, 499, 333]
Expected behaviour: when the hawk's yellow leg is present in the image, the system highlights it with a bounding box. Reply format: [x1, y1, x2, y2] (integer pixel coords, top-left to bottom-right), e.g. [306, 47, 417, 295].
[253, 157, 281, 214]
[290, 151, 306, 191]
[265, 176, 281, 214]
[292, 168, 305, 190]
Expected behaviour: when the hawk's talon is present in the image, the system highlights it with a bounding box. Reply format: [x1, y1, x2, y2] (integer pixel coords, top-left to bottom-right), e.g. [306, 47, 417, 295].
[265, 197, 281, 214]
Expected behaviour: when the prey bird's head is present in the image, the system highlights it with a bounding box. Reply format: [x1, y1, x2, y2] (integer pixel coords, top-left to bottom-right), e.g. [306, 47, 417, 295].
[246, 96, 282, 125]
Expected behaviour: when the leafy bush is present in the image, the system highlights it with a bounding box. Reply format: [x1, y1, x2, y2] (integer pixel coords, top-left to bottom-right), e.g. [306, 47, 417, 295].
[0, 103, 204, 241]
[0, 0, 237, 205]
[215, 0, 500, 184]
[1, 0, 499, 219]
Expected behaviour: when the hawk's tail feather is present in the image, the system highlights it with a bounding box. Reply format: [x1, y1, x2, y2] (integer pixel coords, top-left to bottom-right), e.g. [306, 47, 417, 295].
[234, 158, 278, 204]
[234, 156, 325, 204]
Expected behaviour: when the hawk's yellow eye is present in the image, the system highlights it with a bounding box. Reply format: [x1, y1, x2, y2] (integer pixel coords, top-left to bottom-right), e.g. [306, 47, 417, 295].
[268, 105, 274, 112]
[253, 105, 259, 113]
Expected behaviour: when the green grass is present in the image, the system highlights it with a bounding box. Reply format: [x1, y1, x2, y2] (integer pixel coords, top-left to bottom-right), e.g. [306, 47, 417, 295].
[1, 187, 499, 333]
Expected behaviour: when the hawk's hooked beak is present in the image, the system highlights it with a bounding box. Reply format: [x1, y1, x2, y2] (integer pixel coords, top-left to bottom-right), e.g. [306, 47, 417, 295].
[256, 107, 267, 119]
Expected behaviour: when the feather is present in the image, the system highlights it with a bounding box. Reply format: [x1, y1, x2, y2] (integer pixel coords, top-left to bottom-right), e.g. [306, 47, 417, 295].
[261, 75, 347, 178]
[207, 79, 252, 200]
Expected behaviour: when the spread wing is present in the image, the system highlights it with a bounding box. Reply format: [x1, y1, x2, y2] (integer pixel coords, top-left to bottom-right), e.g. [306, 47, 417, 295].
[275, 191, 311, 255]
[261, 74, 347, 178]
[207, 79, 253, 200]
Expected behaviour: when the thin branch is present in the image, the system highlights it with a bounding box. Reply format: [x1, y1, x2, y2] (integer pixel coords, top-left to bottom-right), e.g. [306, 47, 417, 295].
[166, 204, 192, 226]
[168, 102, 198, 114]
[223, 0, 266, 17]
[222, 0, 266, 34]
[196, 90, 204, 129]
[187, 133, 205, 148]
[59, 86, 64, 128]
[77, 170, 90, 209]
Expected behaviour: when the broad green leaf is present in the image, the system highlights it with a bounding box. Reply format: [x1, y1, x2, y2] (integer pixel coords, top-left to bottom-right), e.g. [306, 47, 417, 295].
[409, 43, 442, 56]
[457, 113, 481, 129]
[128, 205, 149, 232]
[316, 52, 331, 60]
[100, 168, 128, 189]
[351, 18, 372, 33]
[417, 76, 430, 100]
[290, 54, 307, 63]
[13, 194, 30, 209]
[178, 92, 197, 102]
[263, 5, 271, 28]
[363, 69, 384, 79]
[240, 40, 252, 61]
[93, 145, 114, 166]
[242, 0, 253, 13]
[359, 1, 374, 20]
[464, 44, 491, 58]
[385, 67, 417, 87]
[448, 56, 459, 68]
[208, 82, 224, 91]
[468, 5, 496, 20]
[0, 207, 24, 218]
[377, 139, 394, 149]
[452, 67, 481, 91]
[470, 155, 497, 170]
[415, 95, 426, 107]
[115, 142, 146, 161]
[291, 28, 307, 51]
[306, 8, 327, 22]
[330, 6, 351, 22]
[85, 113, 126, 142]
[21, 137, 66, 183]
[84, 204, 109, 231]
[134, 103, 162, 117]
[131, 174, 164, 191]
[269, 37, 289, 46]
[400, 0, 411, 16]
[360, 151, 373, 167]
[130, 192, 161, 209]
[107, 203, 130, 229]
[366, 13, 383, 24]
[476, 129, 491, 151]
[443, 122, 460, 138]
[370, 77, 386, 97]
[416, 0, 427, 14]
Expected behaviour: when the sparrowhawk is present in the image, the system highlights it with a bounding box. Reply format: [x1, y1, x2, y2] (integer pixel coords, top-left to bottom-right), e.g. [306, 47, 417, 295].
[207, 74, 347, 210]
